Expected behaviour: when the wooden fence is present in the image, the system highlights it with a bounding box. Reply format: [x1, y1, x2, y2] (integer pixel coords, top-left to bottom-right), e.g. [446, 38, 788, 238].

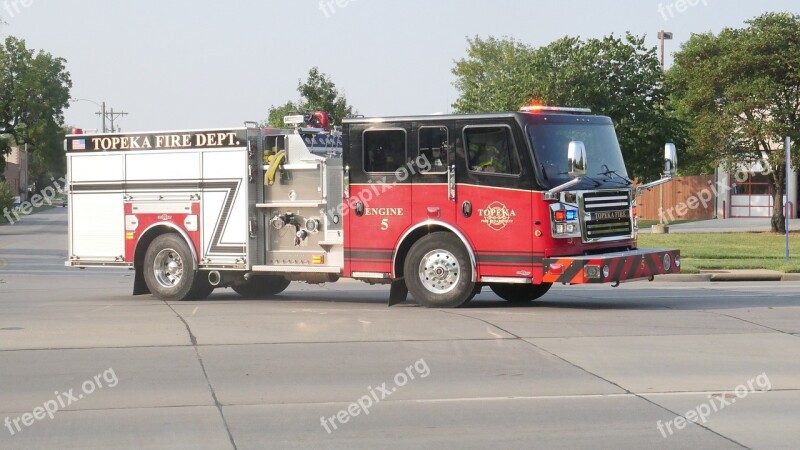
[636, 175, 715, 222]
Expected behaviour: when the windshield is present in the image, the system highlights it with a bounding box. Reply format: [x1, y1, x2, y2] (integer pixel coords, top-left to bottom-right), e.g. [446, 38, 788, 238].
[526, 118, 630, 190]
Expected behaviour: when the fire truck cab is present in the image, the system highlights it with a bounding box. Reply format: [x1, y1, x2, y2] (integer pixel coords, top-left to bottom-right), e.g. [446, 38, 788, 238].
[65, 107, 680, 308]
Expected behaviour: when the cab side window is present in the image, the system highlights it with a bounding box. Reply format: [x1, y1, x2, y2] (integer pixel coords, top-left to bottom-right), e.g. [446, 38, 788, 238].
[364, 129, 406, 173]
[418, 126, 448, 173]
[465, 126, 520, 175]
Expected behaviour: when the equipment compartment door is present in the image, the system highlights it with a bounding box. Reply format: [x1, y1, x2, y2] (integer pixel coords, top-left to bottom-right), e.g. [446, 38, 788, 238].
[68, 153, 126, 262]
[201, 149, 248, 264]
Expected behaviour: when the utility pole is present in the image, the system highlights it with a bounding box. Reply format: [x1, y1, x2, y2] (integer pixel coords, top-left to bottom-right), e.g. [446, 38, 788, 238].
[72, 99, 129, 133]
[95, 103, 128, 133]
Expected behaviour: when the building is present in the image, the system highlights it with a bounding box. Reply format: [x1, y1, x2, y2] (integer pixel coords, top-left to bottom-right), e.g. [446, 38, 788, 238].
[716, 163, 799, 219]
[2, 145, 28, 201]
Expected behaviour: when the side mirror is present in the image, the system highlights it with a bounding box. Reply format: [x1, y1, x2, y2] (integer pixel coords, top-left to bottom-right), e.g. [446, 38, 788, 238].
[568, 141, 588, 178]
[664, 143, 678, 177]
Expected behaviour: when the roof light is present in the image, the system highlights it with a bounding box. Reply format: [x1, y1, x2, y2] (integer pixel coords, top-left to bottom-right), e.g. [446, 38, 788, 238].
[520, 106, 593, 114]
[283, 115, 305, 126]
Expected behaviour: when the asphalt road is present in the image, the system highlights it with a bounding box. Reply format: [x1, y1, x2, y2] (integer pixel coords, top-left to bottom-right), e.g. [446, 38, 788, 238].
[1, 208, 799, 450]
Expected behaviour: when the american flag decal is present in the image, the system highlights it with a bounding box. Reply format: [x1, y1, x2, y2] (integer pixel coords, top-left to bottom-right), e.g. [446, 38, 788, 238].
[73, 139, 86, 151]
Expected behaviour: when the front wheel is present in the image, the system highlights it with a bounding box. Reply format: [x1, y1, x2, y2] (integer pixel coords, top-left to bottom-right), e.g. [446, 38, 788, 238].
[232, 275, 291, 299]
[404, 232, 476, 308]
[490, 283, 553, 304]
[143, 234, 199, 301]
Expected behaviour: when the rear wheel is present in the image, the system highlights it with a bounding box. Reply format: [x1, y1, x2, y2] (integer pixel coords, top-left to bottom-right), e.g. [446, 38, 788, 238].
[232, 275, 291, 299]
[490, 283, 553, 304]
[404, 232, 476, 308]
[143, 234, 198, 301]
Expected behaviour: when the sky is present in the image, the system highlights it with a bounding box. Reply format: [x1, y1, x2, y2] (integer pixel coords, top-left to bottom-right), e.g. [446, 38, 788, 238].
[2, 0, 798, 132]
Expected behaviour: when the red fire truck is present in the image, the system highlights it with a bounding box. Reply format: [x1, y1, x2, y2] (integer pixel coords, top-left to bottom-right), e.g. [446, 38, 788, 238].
[65, 107, 680, 308]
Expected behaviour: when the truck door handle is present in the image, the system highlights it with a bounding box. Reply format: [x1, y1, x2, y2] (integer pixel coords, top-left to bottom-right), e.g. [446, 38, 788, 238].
[462, 201, 472, 218]
[354, 201, 365, 217]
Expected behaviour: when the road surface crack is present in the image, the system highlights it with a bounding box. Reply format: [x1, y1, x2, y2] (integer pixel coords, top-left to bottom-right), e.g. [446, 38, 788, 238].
[441, 310, 752, 449]
[701, 309, 798, 338]
[163, 300, 238, 450]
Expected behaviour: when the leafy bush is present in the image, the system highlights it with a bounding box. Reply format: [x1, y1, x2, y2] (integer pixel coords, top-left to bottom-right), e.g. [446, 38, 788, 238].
[0, 179, 14, 213]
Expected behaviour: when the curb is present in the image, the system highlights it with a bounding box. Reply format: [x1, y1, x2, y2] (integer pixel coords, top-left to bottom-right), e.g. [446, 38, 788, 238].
[657, 270, 799, 282]
[655, 274, 712, 282]
[709, 272, 783, 282]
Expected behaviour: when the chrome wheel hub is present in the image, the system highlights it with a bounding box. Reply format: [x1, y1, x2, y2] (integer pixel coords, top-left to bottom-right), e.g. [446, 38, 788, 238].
[154, 249, 184, 288]
[419, 250, 460, 294]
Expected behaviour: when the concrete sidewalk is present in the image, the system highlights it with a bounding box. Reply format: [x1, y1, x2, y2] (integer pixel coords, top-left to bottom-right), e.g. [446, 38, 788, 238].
[640, 218, 800, 233]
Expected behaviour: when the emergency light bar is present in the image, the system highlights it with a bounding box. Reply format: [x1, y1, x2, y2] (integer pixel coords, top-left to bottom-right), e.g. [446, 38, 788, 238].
[520, 106, 592, 114]
[284, 115, 306, 126]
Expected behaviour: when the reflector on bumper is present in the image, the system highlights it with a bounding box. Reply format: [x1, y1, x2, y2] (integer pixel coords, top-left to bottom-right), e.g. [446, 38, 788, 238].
[543, 249, 680, 285]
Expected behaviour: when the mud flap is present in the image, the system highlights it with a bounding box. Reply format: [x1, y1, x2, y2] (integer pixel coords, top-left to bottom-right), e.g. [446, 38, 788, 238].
[133, 267, 151, 296]
[388, 278, 408, 307]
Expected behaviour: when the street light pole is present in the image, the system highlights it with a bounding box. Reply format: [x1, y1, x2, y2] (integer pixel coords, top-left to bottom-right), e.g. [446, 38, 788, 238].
[786, 137, 791, 263]
[654, 31, 674, 234]
[658, 31, 673, 70]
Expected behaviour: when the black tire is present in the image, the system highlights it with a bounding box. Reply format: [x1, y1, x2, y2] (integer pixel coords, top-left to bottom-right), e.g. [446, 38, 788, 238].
[404, 232, 476, 308]
[187, 276, 215, 300]
[232, 275, 291, 299]
[490, 283, 553, 303]
[143, 234, 198, 301]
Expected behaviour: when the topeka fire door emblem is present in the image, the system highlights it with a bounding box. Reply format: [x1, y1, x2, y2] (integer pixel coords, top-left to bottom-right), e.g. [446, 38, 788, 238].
[479, 201, 517, 231]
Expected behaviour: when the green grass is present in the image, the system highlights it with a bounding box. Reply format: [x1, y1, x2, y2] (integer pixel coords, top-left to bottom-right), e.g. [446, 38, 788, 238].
[639, 232, 800, 273]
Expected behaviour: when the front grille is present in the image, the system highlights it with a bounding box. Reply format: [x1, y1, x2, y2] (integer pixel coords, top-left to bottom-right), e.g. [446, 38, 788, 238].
[582, 191, 632, 240]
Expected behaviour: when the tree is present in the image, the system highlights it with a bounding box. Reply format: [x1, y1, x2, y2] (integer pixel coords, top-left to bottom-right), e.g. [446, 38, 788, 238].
[452, 34, 683, 182]
[265, 67, 355, 128]
[0, 36, 71, 177]
[669, 12, 800, 232]
[27, 124, 67, 190]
